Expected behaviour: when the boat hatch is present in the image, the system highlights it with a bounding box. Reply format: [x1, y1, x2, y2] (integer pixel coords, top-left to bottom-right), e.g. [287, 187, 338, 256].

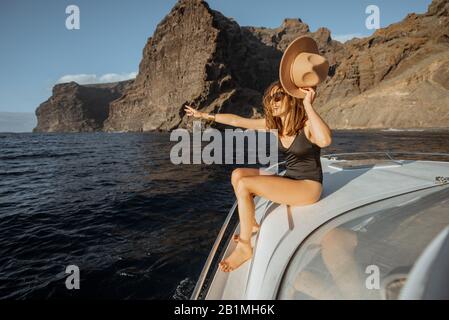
[328, 159, 401, 171]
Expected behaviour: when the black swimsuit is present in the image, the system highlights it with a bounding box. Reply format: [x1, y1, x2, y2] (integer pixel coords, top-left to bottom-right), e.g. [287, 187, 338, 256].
[278, 128, 323, 184]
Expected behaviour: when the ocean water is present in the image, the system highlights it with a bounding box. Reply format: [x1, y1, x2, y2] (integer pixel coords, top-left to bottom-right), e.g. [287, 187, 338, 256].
[1, 129, 449, 299]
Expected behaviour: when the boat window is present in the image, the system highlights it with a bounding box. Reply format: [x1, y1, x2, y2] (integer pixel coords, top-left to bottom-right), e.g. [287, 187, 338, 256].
[277, 184, 449, 300]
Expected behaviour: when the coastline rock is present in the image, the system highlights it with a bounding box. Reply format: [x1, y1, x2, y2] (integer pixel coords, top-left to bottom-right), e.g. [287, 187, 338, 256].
[243, 19, 344, 74]
[315, 0, 449, 129]
[34, 0, 449, 132]
[103, 0, 281, 132]
[103, 6, 347, 132]
[33, 80, 132, 132]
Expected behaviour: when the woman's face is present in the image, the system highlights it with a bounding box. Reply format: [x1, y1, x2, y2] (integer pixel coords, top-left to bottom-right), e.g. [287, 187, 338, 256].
[270, 87, 288, 117]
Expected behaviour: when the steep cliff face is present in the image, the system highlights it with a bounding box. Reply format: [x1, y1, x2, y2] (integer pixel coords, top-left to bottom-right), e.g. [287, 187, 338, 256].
[106, 0, 449, 131]
[104, 0, 281, 132]
[244, 0, 449, 129]
[35, 0, 449, 132]
[315, 0, 449, 129]
[34, 80, 132, 132]
[243, 18, 344, 76]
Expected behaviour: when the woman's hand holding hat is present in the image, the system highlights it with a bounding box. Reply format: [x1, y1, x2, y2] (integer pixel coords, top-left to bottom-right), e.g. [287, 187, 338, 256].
[299, 87, 316, 105]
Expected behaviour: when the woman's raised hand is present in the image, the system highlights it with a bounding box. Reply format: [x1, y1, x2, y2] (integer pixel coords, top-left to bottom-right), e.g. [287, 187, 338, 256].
[299, 87, 316, 105]
[184, 104, 204, 119]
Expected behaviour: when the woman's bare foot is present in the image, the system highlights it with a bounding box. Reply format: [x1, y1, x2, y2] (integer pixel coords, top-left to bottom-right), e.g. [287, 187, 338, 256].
[233, 222, 260, 243]
[219, 238, 253, 272]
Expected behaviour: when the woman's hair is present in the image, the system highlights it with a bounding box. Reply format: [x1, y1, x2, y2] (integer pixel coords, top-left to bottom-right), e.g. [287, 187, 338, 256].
[263, 80, 307, 136]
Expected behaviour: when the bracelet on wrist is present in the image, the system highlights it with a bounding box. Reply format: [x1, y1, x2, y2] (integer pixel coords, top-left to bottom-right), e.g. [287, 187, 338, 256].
[205, 113, 215, 121]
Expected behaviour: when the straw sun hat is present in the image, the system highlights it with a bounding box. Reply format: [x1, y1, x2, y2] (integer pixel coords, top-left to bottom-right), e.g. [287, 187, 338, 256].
[279, 35, 330, 99]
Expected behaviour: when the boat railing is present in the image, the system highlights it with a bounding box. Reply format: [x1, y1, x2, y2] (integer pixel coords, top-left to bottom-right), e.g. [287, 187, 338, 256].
[322, 151, 449, 162]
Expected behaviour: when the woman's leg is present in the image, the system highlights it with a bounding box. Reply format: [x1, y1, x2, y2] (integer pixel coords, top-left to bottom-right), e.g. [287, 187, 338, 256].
[236, 175, 322, 206]
[219, 175, 257, 272]
[231, 167, 276, 192]
[219, 175, 322, 272]
[230, 168, 268, 228]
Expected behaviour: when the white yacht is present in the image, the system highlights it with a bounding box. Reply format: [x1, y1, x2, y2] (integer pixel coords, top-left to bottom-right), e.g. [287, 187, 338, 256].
[191, 152, 449, 300]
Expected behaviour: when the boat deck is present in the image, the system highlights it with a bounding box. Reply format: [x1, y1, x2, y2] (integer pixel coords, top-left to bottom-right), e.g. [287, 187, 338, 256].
[203, 158, 449, 299]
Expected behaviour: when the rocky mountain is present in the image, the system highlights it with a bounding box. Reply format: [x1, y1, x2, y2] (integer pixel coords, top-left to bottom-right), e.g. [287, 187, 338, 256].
[104, 0, 449, 131]
[243, 18, 344, 76]
[104, 0, 282, 132]
[34, 80, 132, 132]
[315, 0, 449, 129]
[34, 0, 449, 132]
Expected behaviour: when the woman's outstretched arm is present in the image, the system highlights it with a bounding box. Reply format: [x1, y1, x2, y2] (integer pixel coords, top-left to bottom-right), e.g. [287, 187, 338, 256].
[214, 114, 267, 130]
[184, 105, 267, 130]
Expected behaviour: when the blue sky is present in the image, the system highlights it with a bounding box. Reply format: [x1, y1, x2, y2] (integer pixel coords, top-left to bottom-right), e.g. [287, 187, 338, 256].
[0, 0, 432, 113]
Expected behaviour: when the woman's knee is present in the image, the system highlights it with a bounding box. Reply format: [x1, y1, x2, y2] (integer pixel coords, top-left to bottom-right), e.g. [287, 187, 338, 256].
[231, 168, 244, 188]
[232, 168, 258, 188]
[236, 177, 252, 196]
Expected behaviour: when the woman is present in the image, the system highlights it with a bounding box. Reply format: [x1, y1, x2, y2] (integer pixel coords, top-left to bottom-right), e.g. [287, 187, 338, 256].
[184, 36, 332, 272]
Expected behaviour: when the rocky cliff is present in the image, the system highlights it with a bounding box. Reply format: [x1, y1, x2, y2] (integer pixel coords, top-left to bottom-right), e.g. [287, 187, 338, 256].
[314, 0, 449, 129]
[34, 80, 132, 132]
[243, 18, 344, 77]
[35, 0, 449, 132]
[104, 0, 282, 132]
[105, 0, 448, 131]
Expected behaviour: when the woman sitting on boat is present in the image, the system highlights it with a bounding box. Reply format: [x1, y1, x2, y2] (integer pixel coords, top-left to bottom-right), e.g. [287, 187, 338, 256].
[184, 36, 333, 272]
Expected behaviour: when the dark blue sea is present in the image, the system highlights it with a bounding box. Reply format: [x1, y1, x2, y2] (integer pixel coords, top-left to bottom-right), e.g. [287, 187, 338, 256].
[1, 129, 449, 299]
